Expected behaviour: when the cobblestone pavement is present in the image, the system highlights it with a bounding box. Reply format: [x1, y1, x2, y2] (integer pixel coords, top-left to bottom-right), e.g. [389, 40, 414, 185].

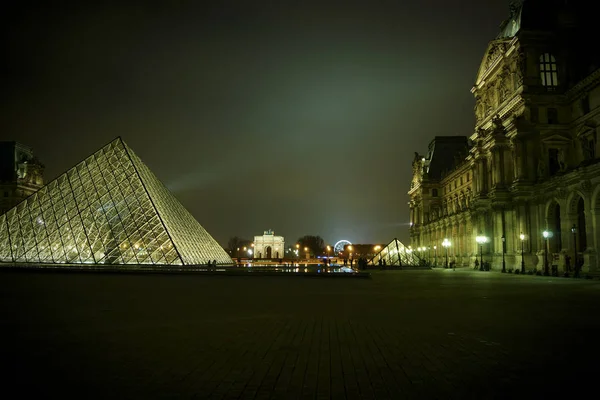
[1, 269, 599, 399]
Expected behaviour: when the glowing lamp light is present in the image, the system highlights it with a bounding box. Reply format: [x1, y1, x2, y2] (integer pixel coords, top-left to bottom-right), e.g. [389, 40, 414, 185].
[248, 249, 253, 255]
[442, 238, 451, 248]
[520, 233, 525, 241]
[543, 230, 551, 239]
[475, 235, 488, 245]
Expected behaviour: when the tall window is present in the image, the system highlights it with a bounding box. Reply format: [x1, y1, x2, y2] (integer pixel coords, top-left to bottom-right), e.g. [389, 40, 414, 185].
[547, 108, 558, 124]
[540, 53, 558, 89]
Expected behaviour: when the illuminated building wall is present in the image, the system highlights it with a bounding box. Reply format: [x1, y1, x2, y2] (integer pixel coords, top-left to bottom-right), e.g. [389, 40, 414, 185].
[409, 2, 600, 274]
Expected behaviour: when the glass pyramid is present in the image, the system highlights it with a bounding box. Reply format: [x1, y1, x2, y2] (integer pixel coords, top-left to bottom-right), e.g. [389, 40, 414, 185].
[0, 138, 234, 267]
[368, 238, 425, 267]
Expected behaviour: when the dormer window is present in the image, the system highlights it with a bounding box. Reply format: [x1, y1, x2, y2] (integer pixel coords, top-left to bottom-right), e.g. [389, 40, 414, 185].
[540, 53, 558, 89]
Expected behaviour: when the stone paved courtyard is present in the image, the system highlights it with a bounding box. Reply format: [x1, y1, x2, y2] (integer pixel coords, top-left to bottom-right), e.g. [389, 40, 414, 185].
[1, 269, 599, 399]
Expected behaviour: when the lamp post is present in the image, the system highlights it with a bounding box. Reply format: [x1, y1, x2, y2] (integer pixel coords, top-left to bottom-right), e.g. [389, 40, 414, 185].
[295, 243, 300, 260]
[434, 245, 437, 267]
[542, 230, 550, 276]
[476, 234, 488, 271]
[519, 232, 525, 273]
[442, 238, 450, 268]
[571, 225, 577, 275]
[501, 235, 506, 273]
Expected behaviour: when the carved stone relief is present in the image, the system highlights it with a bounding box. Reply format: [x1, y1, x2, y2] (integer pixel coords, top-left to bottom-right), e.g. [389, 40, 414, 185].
[515, 47, 526, 85]
[581, 179, 592, 193]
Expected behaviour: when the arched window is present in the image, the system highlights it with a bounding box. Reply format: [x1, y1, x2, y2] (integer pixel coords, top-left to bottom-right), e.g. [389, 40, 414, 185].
[540, 53, 558, 88]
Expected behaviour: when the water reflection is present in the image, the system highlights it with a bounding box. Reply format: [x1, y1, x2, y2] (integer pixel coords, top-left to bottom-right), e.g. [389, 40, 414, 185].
[239, 264, 356, 274]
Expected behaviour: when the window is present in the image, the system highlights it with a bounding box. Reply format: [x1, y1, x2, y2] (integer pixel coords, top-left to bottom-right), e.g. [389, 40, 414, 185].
[432, 189, 438, 197]
[530, 107, 539, 123]
[547, 108, 558, 124]
[540, 53, 558, 88]
[460, 177, 463, 185]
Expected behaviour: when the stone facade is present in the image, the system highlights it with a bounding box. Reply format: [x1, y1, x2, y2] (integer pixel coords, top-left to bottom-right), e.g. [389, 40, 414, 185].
[0, 142, 44, 215]
[409, 1, 600, 274]
[253, 229, 285, 259]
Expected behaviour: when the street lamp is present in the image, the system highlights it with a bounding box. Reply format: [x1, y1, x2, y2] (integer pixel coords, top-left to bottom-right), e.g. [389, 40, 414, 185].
[475, 234, 488, 271]
[304, 246, 309, 260]
[501, 235, 506, 273]
[442, 238, 450, 268]
[433, 245, 437, 267]
[542, 230, 551, 276]
[571, 225, 577, 275]
[519, 232, 525, 273]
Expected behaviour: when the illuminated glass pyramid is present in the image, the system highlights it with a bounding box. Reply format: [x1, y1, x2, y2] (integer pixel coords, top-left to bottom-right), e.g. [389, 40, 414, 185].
[0, 138, 234, 267]
[368, 238, 424, 267]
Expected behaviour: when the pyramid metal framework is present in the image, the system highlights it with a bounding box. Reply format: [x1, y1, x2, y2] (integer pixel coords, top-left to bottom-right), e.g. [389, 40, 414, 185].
[0, 138, 234, 267]
[368, 238, 425, 267]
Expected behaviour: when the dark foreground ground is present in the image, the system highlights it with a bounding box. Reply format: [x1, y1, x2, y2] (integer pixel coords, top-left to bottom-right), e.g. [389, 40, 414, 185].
[1, 269, 599, 399]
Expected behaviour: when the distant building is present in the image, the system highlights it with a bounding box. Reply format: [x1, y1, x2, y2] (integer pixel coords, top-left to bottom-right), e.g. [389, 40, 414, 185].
[342, 243, 386, 261]
[253, 229, 285, 259]
[409, 1, 600, 275]
[0, 142, 44, 214]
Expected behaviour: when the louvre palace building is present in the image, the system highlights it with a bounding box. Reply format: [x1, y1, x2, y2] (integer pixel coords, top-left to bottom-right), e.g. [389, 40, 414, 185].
[408, 0, 600, 274]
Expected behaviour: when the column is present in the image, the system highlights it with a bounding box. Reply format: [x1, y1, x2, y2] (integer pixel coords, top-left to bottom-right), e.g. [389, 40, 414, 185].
[477, 160, 485, 193]
[471, 163, 479, 194]
[492, 150, 502, 187]
[503, 147, 513, 186]
[589, 209, 600, 273]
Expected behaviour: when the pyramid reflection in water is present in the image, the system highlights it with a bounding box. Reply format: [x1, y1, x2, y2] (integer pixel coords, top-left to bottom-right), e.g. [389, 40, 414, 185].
[0, 138, 234, 266]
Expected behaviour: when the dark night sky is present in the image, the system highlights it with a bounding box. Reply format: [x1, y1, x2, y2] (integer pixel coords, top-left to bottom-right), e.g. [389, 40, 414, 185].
[1, 0, 511, 247]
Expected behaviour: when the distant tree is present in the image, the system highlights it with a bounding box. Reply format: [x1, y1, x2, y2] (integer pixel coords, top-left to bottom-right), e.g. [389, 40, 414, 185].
[227, 236, 252, 258]
[296, 235, 326, 257]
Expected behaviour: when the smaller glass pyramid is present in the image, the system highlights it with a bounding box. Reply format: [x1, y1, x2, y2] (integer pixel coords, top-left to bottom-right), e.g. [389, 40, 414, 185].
[0, 137, 234, 267]
[368, 238, 425, 267]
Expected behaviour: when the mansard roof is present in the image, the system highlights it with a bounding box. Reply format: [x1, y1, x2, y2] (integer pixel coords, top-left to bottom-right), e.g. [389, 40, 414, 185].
[425, 136, 470, 180]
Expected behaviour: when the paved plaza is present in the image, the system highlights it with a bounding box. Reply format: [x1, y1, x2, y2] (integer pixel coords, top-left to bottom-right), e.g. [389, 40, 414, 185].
[1, 269, 599, 399]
